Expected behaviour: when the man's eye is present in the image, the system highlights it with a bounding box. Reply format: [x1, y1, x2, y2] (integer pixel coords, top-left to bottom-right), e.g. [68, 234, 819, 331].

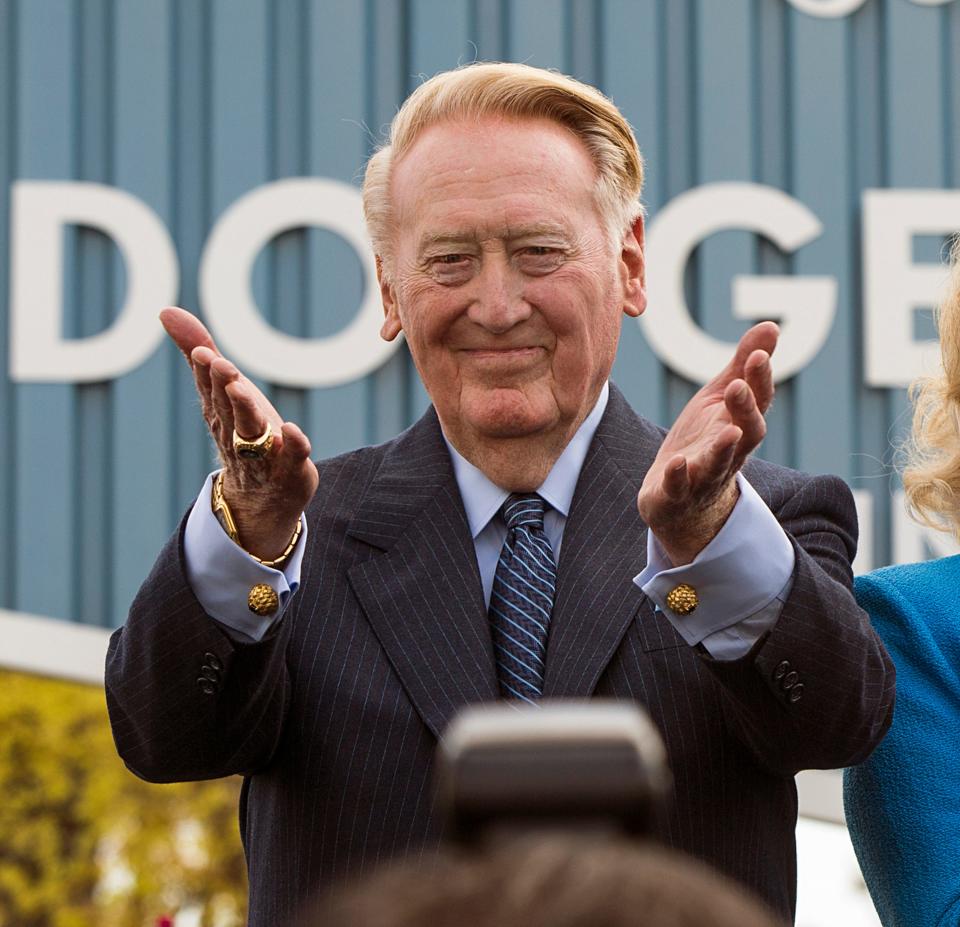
[518, 247, 564, 272]
[428, 254, 474, 284]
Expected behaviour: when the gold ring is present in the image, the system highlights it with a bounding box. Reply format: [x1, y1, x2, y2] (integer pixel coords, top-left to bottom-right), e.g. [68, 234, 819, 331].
[232, 422, 274, 459]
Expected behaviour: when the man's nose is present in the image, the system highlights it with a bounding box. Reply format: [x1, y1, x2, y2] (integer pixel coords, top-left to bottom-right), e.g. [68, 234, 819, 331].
[467, 255, 531, 332]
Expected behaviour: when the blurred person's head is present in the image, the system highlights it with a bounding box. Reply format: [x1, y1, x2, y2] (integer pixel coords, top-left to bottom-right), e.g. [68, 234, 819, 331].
[903, 238, 960, 532]
[305, 834, 783, 927]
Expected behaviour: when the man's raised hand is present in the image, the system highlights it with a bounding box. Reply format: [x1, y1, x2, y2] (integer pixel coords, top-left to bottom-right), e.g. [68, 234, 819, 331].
[637, 321, 778, 566]
[161, 307, 319, 561]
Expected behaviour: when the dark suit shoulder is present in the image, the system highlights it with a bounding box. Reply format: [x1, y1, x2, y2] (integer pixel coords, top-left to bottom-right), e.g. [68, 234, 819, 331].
[741, 454, 849, 508]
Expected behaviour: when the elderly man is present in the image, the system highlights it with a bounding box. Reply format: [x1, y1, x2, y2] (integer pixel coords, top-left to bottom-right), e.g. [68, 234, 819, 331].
[106, 63, 893, 925]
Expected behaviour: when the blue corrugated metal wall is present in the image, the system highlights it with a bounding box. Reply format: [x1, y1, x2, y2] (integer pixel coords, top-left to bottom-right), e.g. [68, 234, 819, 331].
[2, 0, 958, 630]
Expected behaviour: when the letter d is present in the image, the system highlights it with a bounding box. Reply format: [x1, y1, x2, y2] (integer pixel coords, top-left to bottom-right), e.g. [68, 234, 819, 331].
[9, 181, 178, 382]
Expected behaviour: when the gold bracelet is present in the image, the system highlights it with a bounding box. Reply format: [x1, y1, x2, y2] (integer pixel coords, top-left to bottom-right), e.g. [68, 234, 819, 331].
[211, 471, 303, 568]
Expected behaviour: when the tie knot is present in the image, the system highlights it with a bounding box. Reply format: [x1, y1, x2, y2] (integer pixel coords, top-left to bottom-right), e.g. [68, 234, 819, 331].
[502, 493, 547, 531]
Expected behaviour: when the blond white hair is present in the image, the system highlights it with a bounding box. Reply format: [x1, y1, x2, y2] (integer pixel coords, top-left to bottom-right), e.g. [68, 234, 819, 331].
[362, 62, 645, 275]
[903, 239, 960, 539]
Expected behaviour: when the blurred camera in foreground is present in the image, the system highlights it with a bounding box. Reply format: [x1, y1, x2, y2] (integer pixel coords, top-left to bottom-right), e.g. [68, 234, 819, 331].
[437, 700, 672, 843]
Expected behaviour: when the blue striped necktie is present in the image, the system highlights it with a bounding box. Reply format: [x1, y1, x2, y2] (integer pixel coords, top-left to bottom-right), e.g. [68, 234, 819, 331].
[489, 493, 556, 704]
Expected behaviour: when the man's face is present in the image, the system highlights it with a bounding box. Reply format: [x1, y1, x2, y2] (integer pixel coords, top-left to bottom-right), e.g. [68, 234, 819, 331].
[379, 117, 646, 460]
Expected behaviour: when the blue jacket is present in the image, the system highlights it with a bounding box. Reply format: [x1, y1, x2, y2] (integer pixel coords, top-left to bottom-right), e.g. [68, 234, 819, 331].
[845, 559, 960, 927]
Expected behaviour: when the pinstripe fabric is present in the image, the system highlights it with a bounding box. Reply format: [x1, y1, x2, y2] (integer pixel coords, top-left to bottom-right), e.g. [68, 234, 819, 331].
[105, 385, 894, 926]
[489, 494, 555, 702]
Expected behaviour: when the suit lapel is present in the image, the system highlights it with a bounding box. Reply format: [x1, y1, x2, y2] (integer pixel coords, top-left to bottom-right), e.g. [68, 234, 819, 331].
[346, 409, 498, 740]
[543, 385, 664, 698]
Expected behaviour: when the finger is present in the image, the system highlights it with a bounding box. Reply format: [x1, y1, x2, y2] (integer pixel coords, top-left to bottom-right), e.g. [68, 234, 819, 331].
[280, 421, 313, 461]
[686, 424, 740, 489]
[160, 307, 219, 362]
[662, 455, 690, 500]
[715, 322, 779, 387]
[744, 348, 774, 413]
[190, 347, 215, 420]
[225, 378, 271, 442]
[724, 379, 766, 453]
[712, 425, 743, 462]
[209, 357, 241, 447]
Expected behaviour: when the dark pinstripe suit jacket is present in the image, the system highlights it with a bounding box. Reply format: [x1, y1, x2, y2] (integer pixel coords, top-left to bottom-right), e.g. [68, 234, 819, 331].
[106, 384, 894, 925]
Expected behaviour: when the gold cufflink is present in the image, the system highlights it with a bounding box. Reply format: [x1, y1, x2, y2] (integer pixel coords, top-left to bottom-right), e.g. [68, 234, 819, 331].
[248, 583, 280, 616]
[666, 583, 698, 615]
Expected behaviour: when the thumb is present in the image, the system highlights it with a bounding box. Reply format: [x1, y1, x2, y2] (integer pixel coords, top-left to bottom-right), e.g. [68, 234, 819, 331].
[715, 321, 779, 385]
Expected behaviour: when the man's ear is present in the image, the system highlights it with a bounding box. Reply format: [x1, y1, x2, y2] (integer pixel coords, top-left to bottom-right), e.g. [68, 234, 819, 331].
[377, 255, 403, 341]
[620, 214, 647, 319]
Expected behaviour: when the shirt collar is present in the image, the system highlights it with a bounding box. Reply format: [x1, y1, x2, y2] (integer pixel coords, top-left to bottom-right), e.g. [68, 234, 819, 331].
[443, 382, 610, 539]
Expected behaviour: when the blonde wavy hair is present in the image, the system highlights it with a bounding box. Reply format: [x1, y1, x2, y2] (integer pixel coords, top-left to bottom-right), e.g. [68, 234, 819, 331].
[362, 62, 645, 277]
[902, 238, 960, 538]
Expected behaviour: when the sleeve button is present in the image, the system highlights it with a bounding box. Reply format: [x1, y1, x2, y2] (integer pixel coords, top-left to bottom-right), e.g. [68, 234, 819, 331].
[782, 671, 799, 689]
[197, 677, 216, 695]
[789, 684, 804, 703]
[204, 652, 223, 672]
[200, 665, 220, 682]
[773, 660, 790, 681]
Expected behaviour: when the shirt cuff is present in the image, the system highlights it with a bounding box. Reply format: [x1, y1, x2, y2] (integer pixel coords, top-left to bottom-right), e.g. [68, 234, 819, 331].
[183, 470, 307, 642]
[633, 472, 795, 653]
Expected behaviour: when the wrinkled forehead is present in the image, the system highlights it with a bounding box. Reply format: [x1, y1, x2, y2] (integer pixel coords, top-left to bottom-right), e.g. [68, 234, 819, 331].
[389, 116, 601, 243]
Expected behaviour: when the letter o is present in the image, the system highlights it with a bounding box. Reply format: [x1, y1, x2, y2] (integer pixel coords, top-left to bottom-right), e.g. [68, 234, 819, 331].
[199, 178, 399, 388]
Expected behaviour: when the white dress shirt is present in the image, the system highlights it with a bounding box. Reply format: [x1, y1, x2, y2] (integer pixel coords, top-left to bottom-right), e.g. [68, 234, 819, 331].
[183, 382, 794, 658]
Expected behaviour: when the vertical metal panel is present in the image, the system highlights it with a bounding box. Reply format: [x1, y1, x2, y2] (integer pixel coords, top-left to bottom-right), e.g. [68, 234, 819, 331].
[14, 0, 76, 620]
[304, 0, 371, 457]
[170, 0, 215, 517]
[109, 0, 174, 628]
[367, 0, 412, 445]
[791, 13, 856, 478]
[4, 0, 960, 629]
[694, 0, 755, 396]
[603, 0, 666, 423]
[74, 0, 114, 627]
[472, 0, 507, 59]
[270, 0, 310, 430]
[411, 0, 473, 77]
[661, 0, 700, 426]
[884, 0, 949, 462]
[950, 3, 960, 181]
[753, 0, 793, 465]
[0, 0, 16, 607]
[850, 0, 891, 565]
[507, 0, 566, 68]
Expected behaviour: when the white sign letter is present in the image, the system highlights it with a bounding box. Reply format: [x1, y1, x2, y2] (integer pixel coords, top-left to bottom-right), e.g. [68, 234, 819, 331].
[643, 183, 836, 384]
[863, 189, 960, 388]
[785, 0, 868, 17]
[10, 181, 178, 382]
[199, 178, 397, 388]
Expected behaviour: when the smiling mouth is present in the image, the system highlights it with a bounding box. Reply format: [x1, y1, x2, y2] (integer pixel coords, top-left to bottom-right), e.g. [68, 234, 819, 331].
[463, 346, 543, 360]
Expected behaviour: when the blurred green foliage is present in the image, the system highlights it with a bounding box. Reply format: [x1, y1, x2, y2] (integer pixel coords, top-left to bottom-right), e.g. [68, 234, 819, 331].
[0, 670, 247, 927]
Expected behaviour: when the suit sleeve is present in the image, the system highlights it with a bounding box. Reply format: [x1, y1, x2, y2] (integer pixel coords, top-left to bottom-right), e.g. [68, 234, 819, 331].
[104, 522, 293, 782]
[844, 571, 960, 927]
[701, 473, 895, 776]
